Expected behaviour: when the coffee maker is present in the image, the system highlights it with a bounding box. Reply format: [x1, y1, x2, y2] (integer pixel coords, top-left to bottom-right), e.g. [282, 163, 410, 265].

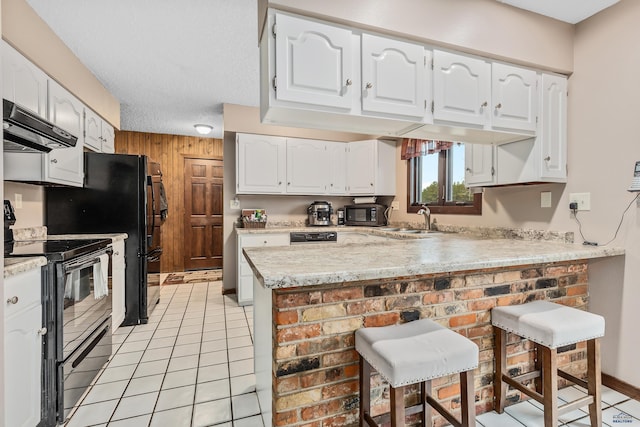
[307, 201, 333, 226]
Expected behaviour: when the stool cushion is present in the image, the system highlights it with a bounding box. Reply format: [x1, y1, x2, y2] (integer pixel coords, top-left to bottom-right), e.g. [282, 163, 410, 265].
[355, 318, 478, 387]
[491, 301, 605, 348]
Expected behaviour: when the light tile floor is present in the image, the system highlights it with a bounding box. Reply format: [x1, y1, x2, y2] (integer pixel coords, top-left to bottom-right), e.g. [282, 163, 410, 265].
[65, 280, 640, 427]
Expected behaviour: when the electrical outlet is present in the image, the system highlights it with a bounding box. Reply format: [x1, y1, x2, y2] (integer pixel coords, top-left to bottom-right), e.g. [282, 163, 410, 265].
[14, 193, 22, 209]
[569, 192, 591, 211]
[540, 191, 552, 208]
[229, 198, 240, 210]
[391, 201, 400, 210]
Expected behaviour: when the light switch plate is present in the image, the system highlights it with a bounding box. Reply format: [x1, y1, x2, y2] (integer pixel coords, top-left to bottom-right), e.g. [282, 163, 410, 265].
[230, 198, 240, 210]
[569, 192, 591, 211]
[14, 193, 22, 209]
[540, 191, 552, 208]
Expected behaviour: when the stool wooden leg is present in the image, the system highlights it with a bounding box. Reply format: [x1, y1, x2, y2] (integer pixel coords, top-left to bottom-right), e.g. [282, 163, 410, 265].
[422, 380, 432, 427]
[359, 355, 372, 427]
[460, 370, 476, 427]
[541, 345, 558, 427]
[534, 343, 543, 394]
[587, 338, 602, 427]
[493, 326, 507, 413]
[390, 385, 405, 427]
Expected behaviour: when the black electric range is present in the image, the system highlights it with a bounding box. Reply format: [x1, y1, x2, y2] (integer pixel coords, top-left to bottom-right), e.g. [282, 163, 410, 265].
[6, 238, 111, 260]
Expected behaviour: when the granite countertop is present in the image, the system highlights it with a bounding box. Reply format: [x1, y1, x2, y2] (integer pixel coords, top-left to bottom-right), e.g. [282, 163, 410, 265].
[243, 233, 624, 289]
[48, 233, 128, 243]
[4, 257, 47, 278]
[236, 225, 437, 240]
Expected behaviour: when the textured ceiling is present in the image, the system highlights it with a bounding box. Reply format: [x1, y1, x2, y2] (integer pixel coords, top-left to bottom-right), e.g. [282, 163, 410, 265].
[26, 0, 259, 139]
[497, 0, 620, 24]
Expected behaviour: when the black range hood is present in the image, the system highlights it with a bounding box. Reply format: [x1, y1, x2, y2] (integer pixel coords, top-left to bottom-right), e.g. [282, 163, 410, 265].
[3, 98, 78, 153]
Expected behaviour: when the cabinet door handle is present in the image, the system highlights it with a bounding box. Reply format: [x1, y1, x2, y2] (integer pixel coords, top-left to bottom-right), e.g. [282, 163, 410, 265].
[278, 181, 282, 185]
[114, 251, 119, 256]
[480, 101, 488, 108]
[345, 79, 352, 86]
[370, 183, 374, 186]
[50, 159, 58, 164]
[495, 103, 502, 109]
[6, 296, 18, 305]
[466, 167, 472, 172]
[365, 82, 373, 89]
[544, 156, 551, 161]
[37, 327, 48, 336]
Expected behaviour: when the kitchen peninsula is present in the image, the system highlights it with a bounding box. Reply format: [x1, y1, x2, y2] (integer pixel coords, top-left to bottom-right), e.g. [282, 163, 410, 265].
[243, 232, 624, 427]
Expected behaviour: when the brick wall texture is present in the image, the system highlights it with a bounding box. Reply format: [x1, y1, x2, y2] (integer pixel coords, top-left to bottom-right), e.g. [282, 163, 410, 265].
[269, 260, 590, 427]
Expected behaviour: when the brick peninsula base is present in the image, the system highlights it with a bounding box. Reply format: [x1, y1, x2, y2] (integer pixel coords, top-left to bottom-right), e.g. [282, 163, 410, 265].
[253, 260, 591, 427]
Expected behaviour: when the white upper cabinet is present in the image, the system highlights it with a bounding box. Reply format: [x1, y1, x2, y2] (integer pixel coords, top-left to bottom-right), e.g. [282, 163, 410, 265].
[286, 138, 329, 194]
[2, 42, 47, 117]
[491, 63, 538, 132]
[84, 108, 116, 153]
[346, 140, 376, 194]
[346, 139, 396, 196]
[236, 134, 287, 194]
[328, 143, 348, 195]
[84, 108, 102, 151]
[46, 81, 84, 186]
[274, 12, 353, 110]
[102, 122, 115, 153]
[361, 33, 427, 118]
[433, 50, 491, 127]
[465, 143, 496, 187]
[539, 73, 567, 181]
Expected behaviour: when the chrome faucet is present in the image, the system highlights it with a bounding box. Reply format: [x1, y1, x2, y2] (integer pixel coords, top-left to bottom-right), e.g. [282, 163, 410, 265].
[417, 205, 431, 231]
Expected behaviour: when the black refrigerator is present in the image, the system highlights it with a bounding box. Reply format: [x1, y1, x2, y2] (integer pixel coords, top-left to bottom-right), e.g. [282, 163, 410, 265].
[46, 152, 165, 326]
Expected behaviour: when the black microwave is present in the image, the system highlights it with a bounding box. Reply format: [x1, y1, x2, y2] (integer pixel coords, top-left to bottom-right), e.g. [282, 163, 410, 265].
[344, 204, 387, 226]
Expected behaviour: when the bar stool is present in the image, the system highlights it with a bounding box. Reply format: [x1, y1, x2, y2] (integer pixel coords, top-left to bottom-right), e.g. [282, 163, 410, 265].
[355, 318, 479, 427]
[491, 301, 605, 427]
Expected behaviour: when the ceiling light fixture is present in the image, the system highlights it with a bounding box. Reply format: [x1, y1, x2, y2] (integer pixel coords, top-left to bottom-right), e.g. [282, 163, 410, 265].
[194, 124, 213, 135]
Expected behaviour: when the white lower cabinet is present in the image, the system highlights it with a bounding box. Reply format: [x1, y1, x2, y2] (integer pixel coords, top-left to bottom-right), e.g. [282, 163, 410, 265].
[4, 267, 43, 427]
[110, 240, 126, 331]
[237, 233, 289, 306]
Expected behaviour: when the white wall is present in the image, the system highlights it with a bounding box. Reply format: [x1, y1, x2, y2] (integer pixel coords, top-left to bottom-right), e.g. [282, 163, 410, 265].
[4, 182, 44, 228]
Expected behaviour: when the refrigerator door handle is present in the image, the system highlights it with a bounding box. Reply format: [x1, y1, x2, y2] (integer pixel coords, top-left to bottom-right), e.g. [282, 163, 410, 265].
[147, 175, 156, 248]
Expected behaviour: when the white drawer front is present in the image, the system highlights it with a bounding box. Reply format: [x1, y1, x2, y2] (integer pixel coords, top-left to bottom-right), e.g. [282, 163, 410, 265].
[240, 233, 290, 248]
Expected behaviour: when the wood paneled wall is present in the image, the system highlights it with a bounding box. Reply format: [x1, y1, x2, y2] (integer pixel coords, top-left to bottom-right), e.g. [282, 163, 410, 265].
[115, 131, 223, 273]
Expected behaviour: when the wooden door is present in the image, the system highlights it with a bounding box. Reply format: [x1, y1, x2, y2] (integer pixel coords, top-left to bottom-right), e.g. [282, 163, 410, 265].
[184, 158, 223, 270]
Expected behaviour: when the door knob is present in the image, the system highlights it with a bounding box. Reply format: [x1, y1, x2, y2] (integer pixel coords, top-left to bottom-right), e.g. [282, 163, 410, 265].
[6, 296, 18, 304]
[365, 82, 373, 89]
[50, 159, 58, 164]
[480, 101, 488, 108]
[345, 79, 352, 86]
[37, 327, 48, 336]
[544, 156, 551, 161]
[495, 103, 502, 109]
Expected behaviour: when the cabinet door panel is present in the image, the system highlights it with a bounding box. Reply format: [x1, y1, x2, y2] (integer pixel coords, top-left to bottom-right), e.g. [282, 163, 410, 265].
[465, 143, 495, 186]
[47, 81, 84, 186]
[102, 123, 115, 153]
[346, 141, 376, 194]
[286, 139, 328, 194]
[275, 13, 353, 109]
[539, 74, 567, 180]
[361, 34, 426, 117]
[84, 109, 102, 151]
[328, 142, 347, 195]
[5, 303, 42, 427]
[236, 134, 286, 194]
[2, 42, 47, 117]
[434, 50, 490, 126]
[492, 63, 538, 132]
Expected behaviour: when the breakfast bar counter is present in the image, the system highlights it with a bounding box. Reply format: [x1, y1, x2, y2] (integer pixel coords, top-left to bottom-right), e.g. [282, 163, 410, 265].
[243, 233, 623, 427]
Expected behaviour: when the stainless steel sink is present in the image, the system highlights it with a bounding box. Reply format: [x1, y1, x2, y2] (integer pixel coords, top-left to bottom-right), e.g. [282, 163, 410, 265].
[397, 228, 422, 233]
[379, 227, 400, 231]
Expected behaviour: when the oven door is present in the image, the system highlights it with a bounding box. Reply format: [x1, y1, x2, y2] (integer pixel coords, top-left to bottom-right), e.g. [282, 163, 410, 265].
[56, 248, 113, 361]
[58, 317, 112, 423]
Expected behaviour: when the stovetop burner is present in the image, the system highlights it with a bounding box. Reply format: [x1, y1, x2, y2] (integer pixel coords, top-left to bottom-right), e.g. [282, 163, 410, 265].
[6, 238, 111, 261]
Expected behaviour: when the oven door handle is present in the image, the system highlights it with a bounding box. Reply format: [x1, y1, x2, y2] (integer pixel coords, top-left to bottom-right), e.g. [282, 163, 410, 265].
[71, 324, 110, 369]
[63, 248, 113, 273]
